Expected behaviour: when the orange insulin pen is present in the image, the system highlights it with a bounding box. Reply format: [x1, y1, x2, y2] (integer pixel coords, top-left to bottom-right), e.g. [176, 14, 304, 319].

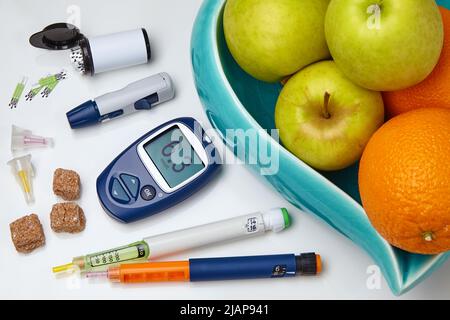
[86, 253, 321, 283]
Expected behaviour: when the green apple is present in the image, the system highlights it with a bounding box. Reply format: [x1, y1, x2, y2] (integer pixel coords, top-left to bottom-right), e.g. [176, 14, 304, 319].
[223, 0, 331, 83]
[325, 0, 443, 91]
[275, 61, 384, 171]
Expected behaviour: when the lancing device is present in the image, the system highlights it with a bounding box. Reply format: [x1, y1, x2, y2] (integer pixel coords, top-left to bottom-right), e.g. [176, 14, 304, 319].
[86, 253, 322, 283]
[66, 72, 174, 129]
[52, 208, 291, 274]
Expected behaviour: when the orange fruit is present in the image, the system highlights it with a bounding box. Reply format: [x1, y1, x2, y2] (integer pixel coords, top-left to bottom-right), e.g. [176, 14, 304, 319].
[359, 108, 450, 254]
[383, 7, 450, 119]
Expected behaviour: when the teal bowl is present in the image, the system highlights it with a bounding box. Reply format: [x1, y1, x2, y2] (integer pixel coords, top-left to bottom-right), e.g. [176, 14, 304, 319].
[191, 0, 450, 295]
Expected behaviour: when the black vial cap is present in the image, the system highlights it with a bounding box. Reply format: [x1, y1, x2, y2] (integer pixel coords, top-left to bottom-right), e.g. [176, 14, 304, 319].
[29, 23, 85, 50]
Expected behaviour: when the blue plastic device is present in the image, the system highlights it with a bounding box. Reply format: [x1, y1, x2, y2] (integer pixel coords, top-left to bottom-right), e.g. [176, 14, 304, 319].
[97, 117, 221, 223]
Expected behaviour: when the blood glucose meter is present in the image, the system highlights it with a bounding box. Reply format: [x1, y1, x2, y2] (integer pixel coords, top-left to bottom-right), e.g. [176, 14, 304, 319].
[97, 117, 221, 223]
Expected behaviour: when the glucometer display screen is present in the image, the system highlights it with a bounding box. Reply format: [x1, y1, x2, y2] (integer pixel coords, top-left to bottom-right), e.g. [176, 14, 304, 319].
[144, 127, 205, 188]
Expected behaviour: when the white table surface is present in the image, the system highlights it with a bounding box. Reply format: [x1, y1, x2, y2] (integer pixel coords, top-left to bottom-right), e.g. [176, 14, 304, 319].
[1, 0, 449, 300]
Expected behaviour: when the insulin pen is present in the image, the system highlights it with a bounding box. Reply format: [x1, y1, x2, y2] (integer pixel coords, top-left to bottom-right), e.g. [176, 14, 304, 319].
[86, 253, 322, 283]
[53, 208, 291, 273]
[66, 72, 175, 129]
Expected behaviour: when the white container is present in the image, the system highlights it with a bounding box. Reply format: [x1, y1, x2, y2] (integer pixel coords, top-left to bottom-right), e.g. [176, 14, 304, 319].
[30, 23, 151, 76]
[87, 29, 150, 74]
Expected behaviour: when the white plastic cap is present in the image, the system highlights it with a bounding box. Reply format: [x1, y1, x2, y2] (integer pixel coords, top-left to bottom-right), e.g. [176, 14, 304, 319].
[11, 125, 54, 151]
[6, 154, 35, 204]
[262, 208, 291, 233]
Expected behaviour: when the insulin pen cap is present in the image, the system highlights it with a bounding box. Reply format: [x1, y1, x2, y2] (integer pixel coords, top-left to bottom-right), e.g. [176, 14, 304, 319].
[296, 253, 322, 275]
[29, 23, 151, 76]
[262, 208, 291, 232]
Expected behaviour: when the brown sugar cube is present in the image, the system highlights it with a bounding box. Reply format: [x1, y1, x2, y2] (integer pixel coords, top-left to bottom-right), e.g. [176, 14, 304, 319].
[10, 214, 45, 253]
[50, 202, 86, 233]
[53, 168, 81, 201]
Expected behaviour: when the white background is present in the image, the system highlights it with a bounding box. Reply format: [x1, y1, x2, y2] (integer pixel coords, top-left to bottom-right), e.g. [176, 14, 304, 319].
[0, 0, 449, 300]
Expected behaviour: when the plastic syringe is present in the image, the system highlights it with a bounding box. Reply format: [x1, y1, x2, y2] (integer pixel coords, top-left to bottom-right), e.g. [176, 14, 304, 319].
[53, 208, 291, 274]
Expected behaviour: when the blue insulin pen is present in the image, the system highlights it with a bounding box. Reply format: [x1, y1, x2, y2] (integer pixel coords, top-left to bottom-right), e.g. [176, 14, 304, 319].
[86, 253, 321, 283]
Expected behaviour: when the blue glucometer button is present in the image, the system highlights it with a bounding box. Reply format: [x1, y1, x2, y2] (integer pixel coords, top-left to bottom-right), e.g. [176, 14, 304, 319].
[96, 117, 221, 223]
[120, 174, 140, 199]
[110, 178, 130, 203]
